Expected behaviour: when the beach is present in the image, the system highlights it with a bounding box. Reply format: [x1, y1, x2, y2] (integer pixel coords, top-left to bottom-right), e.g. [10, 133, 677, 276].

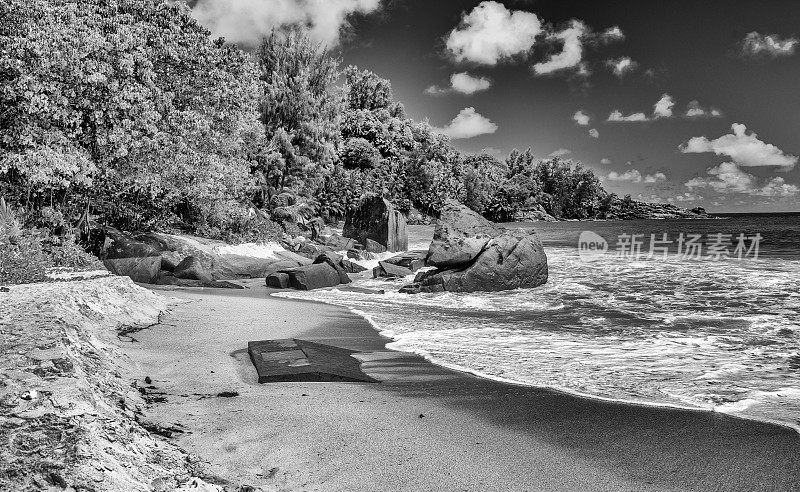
[117, 280, 800, 492]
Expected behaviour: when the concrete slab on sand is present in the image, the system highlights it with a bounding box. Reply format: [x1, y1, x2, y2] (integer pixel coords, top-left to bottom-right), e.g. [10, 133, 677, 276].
[247, 338, 378, 383]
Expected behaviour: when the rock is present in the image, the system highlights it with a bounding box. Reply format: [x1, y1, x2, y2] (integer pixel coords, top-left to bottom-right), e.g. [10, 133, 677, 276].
[343, 196, 408, 253]
[322, 234, 356, 251]
[104, 256, 162, 283]
[374, 261, 413, 279]
[287, 263, 345, 290]
[340, 259, 368, 274]
[174, 256, 213, 282]
[347, 249, 374, 261]
[427, 199, 503, 268]
[401, 200, 548, 294]
[160, 252, 184, 272]
[103, 228, 163, 259]
[382, 250, 427, 272]
[365, 238, 387, 254]
[312, 252, 352, 285]
[265, 273, 290, 289]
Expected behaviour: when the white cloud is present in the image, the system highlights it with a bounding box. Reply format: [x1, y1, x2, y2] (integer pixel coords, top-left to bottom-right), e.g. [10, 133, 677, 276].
[445, 1, 543, 65]
[589, 128, 599, 138]
[675, 192, 702, 202]
[653, 93, 674, 119]
[680, 123, 797, 169]
[191, 0, 381, 47]
[607, 110, 648, 122]
[600, 158, 612, 165]
[605, 56, 638, 77]
[435, 107, 498, 139]
[606, 169, 666, 183]
[548, 148, 572, 157]
[685, 100, 723, 119]
[685, 162, 799, 196]
[573, 110, 590, 126]
[450, 72, 492, 94]
[607, 169, 642, 182]
[533, 20, 587, 75]
[600, 26, 625, 43]
[755, 177, 800, 196]
[426, 72, 492, 96]
[644, 172, 667, 183]
[741, 32, 798, 58]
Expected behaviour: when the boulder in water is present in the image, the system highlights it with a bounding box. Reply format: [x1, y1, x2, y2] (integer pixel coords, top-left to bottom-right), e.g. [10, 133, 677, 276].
[401, 200, 548, 294]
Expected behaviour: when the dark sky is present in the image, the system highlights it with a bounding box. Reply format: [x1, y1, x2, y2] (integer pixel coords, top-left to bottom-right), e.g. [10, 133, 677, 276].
[192, 0, 800, 212]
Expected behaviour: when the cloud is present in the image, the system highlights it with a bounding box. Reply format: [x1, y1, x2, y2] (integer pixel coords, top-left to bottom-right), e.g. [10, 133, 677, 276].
[653, 93, 674, 119]
[600, 158, 612, 165]
[533, 20, 587, 75]
[685, 100, 723, 119]
[607, 169, 643, 182]
[680, 123, 797, 169]
[572, 110, 590, 126]
[607, 169, 666, 183]
[589, 128, 599, 138]
[605, 56, 638, 77]
[191, 0, 381, 47]
[607, 110, 648, 122]
[600, 26, 625, 43]
[606, 93, 675, 122]
[548, 148, 572, 157]
[445, 1, 543, 65]
[644, 172, 667, 183]
[435, 107, 498, 139]
[675, 192, 702, 202]
[685, 162, 799, 196]
[740, 32, 798, 58]
[426, 72, 492, 96]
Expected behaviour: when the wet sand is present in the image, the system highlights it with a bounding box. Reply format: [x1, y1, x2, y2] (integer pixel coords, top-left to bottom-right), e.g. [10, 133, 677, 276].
[118, 281, 800, 491]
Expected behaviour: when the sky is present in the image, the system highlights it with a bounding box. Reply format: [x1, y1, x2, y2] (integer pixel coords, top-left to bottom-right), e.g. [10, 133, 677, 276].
[190, 0, 800, 212]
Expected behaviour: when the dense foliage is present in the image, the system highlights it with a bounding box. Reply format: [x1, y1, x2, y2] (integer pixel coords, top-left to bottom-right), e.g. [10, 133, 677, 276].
[1, 0, 612, 254]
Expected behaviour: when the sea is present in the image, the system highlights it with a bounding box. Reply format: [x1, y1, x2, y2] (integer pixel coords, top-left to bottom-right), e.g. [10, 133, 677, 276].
[275, 214, 800, 431]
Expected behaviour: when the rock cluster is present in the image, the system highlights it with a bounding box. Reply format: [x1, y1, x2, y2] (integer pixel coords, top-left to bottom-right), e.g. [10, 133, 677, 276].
[401, 200, 548, 294]
[101, 229, 308, 288]
[265, 251, 365, 290]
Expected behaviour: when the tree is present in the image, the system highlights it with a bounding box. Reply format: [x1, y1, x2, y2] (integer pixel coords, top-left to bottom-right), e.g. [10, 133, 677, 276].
[0, 0, 263, 233]
[256, 31, 343, 198]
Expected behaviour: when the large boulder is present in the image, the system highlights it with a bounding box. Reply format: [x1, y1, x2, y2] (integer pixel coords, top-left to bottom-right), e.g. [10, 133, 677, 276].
[343, 197, 408, 253]
[103, 256, 162, 284]
[173, 256, 213, 282]
[427, 199, 503, 268]
[287, 263, 346, 290]
[401, 200, 548, 294]
[103, 229, 163, 259]
[312, 252, 352, 285]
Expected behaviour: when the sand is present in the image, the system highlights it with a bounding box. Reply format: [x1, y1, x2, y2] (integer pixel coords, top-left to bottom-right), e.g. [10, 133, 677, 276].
[117, 281, 800, 492]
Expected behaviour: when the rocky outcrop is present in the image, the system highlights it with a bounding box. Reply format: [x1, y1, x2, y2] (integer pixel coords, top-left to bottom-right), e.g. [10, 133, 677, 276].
[265, 253, 357, 290]
[343, 196, 408, 253]
[401, 200, 548, 294]
[373, 250, 428, 278]
[103, 256, 162, 284]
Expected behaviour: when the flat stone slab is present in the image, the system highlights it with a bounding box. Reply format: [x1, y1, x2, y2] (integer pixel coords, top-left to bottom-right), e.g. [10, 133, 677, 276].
[247, 339, 379, 383]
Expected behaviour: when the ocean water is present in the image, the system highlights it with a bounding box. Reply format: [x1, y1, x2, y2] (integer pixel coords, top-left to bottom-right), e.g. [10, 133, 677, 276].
[275, 215, 800, 431]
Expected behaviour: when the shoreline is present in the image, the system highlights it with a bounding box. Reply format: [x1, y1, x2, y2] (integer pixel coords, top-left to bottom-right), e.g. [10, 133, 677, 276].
[122, 281, 800, 491]
[296, 296, 800, 437]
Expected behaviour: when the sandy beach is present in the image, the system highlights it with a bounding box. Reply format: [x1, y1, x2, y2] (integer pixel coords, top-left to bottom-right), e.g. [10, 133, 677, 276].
[115, 281, 800, 492]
